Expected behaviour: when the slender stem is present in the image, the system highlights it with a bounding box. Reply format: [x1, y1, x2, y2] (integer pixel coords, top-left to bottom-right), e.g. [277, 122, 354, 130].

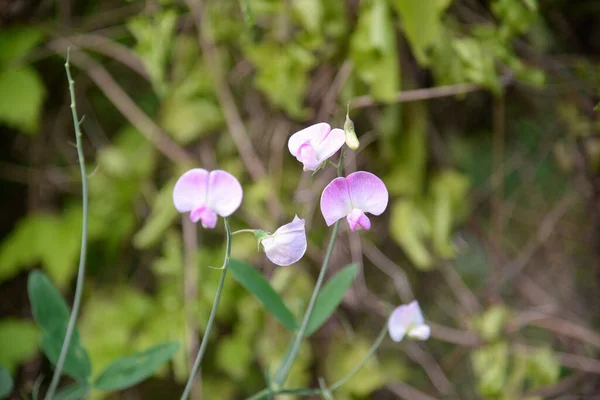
[272, 148, 345, 387]
[231, 229, 256, 236]
[247, 325, 387, 400]
[180, 217, 232, 400]
[45, 49, 89, 400]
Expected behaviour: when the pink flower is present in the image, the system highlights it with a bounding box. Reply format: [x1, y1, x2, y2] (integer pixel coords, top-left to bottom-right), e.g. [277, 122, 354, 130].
[320, 171, 388, 231]
[260, 216, 307, 266]
[288, 123, 345, 171]
[388, 301, 430, 342]
[173, 168, 243, 228]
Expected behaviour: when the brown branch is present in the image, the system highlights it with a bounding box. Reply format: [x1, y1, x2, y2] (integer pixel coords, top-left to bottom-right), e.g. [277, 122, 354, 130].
[48, 42, 193, 164]
[351, 76, 512, 109]
[386, 382, 439, 400]
[363, 242, 414, 304]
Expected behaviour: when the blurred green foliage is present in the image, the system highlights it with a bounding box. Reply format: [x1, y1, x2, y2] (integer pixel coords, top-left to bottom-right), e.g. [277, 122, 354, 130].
[1, 0, 597, 398]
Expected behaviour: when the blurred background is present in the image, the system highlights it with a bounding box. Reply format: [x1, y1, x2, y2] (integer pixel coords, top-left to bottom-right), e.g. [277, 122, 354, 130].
[2, 0, 600, 398]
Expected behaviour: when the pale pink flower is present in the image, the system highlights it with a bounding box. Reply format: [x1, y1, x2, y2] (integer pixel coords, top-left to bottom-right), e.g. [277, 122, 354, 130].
[320, 171, 388, 231]
[388, 301, 431, 342]
[288, 123, 345, 171]
[173, 168, 243, 228]
[260, 216, 307, 266]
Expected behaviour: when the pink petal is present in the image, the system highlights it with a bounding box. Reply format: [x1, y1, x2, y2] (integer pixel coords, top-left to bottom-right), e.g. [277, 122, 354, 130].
[173, 168, 209, 213]
[314, 128, 345, 162]
[261, 215, 307, 266]
[347, 171, 388, 216]
[320, 177, 353, 226]
[288, 123, 331, 156]
[346, 209, 371, 231]
[191, 206, 218, 229]
[296, 142, 321, 171]
[206, 170, 243, 217]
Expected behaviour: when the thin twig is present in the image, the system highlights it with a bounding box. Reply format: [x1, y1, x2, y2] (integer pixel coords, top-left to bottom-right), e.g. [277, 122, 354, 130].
[386, 382, 439, 400]
[45, 49, 90, 400]
[362, 243, 414, 304]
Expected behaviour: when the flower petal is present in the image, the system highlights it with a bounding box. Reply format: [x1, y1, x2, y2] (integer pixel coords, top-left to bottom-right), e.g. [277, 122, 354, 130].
[407, 324, 431, 340]
[320, 177, 353, 226]
[297, 142, 321, 171]
[191, 206, 218, 229]
[346, 208, 371, 231]
[173, 168, 209, 213]
[206, 170, 243, 217]
[288, 123, 331, 156]
[347, 171, 388, 216]
[408, 300, 425, 325]
[388, 305, 411, 342]
[314, 128, 345, 162]
[261, 216, 307, 266]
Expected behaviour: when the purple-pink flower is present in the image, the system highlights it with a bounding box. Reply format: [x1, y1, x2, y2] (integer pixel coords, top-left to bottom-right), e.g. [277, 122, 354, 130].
[388, 301, 430, 342]
[288, 123, 345, 171]
[320, 171, 388, 231]
[173, 168, 243, 228]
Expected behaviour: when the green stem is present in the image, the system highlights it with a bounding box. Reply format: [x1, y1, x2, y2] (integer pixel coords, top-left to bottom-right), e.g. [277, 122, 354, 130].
[248, 325, 387, 400]
[180, 217, 232, 400]
[45, 49, 89, 400]
[272, 148, 345, 387]
[231, 229, 256, 236]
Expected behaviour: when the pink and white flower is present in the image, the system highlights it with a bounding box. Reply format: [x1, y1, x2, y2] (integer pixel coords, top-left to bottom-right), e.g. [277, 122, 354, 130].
[320, 171, 388, 231]
[173, 168, 243, 229]
[288, 123, 345, 171]
[260, 216, 307, 266]
[388, 301, 431, 342]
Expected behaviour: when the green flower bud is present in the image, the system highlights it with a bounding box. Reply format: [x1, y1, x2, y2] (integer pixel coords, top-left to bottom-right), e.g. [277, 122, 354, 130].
[344, 103, 359, 150]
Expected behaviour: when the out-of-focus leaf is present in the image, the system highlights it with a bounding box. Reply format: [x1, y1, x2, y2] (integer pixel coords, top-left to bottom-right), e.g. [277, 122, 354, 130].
[390, 200, 433, 269]
[133, 180, 178, 249]
[0, 366, 12, 399]
[0, 320, 38, 375]
[0, 26, 44, 67]
[161, 96, 223, 144]
[292, 0, 323, 33]
[215, 328, 254, 380]
[324, 335, 385, 397]
[472, 305, 510, 342]
[94, 342, 180, 390]
[245, 42, 315, 118]
[28, 271, 92, 381]
[350, 0, 400, 102]
[128, 10, 178, 97]
[526, 346, 560, 388]
[306, 264, 359, 336]
[390, 0, 451, 64]
[54, 382, 91, 400]
[0, 67, 46, 134]
[228, 259, 298, 331]
[472, 342, 509, 397]
[0, 211, 81, 288]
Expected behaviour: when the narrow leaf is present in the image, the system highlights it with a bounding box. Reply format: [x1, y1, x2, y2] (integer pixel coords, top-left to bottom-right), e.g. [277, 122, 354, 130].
[0, 367, 13, 399]
[27, 271, 92, 381]
[54, 382, 91, 400]
[94, 342, 180, 391]
[306, 264, 360, 336]
[228, 259, 298, 331]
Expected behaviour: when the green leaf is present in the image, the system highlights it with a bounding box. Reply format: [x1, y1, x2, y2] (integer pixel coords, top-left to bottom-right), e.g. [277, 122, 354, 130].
[54, 382, 91, 400]
[94, 342, 180, 391]
[390, 0, 450, 64]
[0, 365, 14, 399]
[161, 96, 223, 144]
[306, 264, 359, 336]
[0, 319, 39, 375]
[133, 180, 178, 249]
[350, 0, 400, 102]
[390, 200, 433, 270]
[28, 271, 92, 381]
[0, 26, 44, 68]
[0, 67, 46, 134]
[228, 259, 298, 331]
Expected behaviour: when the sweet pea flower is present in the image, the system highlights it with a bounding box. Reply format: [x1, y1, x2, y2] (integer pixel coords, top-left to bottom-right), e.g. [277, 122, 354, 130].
[258, 216, 307, 266]
[288, 123, 345, 171]
[388, 301, 431, 342]
[320, 171, 388, 231]
[173, 168, 243, 229]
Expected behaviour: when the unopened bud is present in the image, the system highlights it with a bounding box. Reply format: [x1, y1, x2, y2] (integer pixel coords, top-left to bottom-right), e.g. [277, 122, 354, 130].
[344, 103, 359, 150]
